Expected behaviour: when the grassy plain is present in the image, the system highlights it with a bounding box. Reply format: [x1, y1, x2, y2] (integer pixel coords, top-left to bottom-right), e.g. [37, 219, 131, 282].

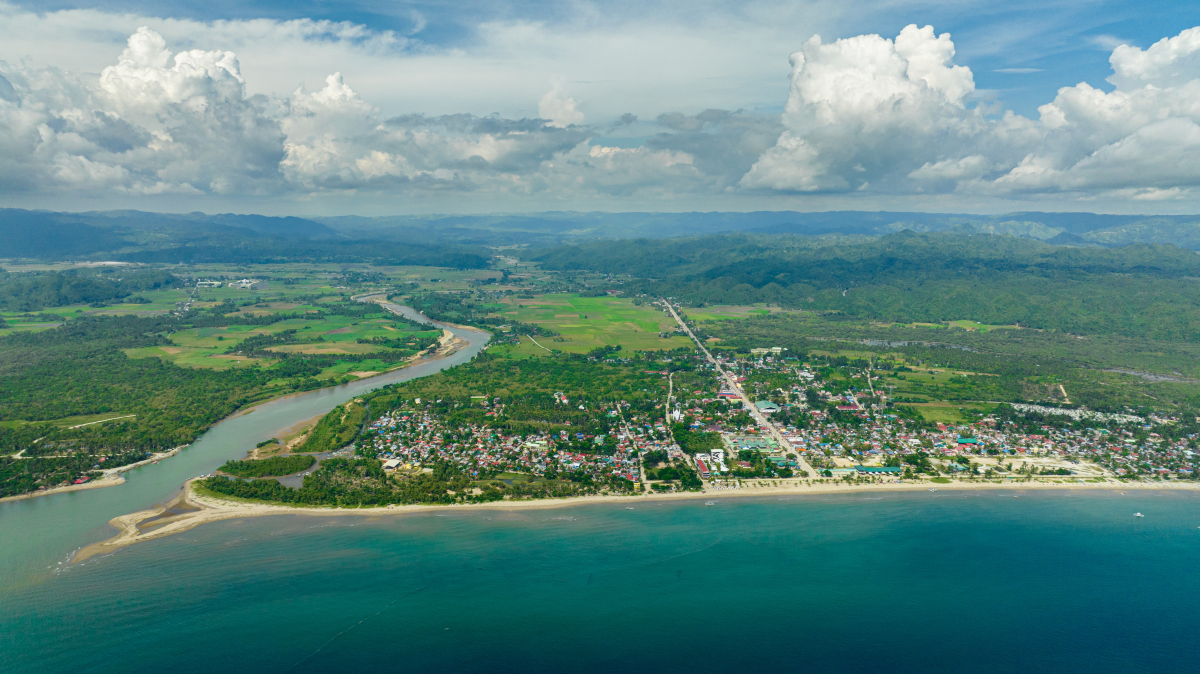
[124, 313, 437, 375]
[685, 305, 785, 321]
[489, 294, 693, 353]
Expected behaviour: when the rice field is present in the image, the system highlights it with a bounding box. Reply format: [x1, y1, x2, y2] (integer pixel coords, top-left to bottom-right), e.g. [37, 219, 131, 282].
[491, 294, 693, 353]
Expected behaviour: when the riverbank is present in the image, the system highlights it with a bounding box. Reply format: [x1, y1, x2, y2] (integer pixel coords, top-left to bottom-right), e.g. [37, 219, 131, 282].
[5, 317, 473, 505]
[74, 475, 1200, 562]
[0, 444, 189, 504]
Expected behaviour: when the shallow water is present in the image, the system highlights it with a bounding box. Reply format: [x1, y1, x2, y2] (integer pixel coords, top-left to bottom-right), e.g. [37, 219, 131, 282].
[3, 489, 1199, 673]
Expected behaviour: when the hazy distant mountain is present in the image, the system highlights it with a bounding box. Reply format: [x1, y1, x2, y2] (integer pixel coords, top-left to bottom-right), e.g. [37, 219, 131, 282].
[3, 208, 1200, 261]
[0, 209, 487, 267]
[315, 211, 1200, 249]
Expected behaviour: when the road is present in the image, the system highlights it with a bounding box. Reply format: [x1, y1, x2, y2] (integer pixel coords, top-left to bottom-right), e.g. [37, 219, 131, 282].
[661, 299, 818, 479]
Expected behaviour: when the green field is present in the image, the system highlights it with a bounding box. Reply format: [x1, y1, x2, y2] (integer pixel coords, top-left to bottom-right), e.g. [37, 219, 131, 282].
[489, 294, 693, 353]
[124, 308, 438, 374]
[946, 320, 1021, 333]
[685, 305, 778, 321]
[899, 401, 998, 424]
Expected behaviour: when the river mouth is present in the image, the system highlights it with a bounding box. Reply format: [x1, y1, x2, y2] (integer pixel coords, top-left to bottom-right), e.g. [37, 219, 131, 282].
[0, 304, 491, 586]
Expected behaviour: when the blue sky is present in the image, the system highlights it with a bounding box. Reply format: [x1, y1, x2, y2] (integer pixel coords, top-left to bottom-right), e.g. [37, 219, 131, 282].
[1, 0, 1200, 214]
[16, 0, 1200, 116]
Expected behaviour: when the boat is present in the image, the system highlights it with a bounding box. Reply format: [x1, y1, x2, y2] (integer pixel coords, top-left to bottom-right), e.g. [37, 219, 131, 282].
[1134, 513, 1144, 518]
[705, 501, 715, 506]
[929, 488, 938, 492]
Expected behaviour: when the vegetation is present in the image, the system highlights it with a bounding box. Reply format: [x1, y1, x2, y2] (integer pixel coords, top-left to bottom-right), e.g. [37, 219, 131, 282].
[297, 402, 368, 453]
[537, 231, 1200, 342]
[219, 455, 315, 477]
[0, 269, 183, 311]
[198, 455, 615, 506]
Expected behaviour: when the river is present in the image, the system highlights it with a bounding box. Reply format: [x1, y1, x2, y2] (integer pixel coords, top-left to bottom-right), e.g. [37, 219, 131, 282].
[0, 304, 490, 591]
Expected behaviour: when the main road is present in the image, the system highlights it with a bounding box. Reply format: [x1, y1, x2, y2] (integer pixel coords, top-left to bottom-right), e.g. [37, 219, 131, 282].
[660, 299, 818, 479]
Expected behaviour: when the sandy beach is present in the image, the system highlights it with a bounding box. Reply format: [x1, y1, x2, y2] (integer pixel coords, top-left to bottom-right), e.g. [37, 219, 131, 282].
[73, 475, 1200, 563]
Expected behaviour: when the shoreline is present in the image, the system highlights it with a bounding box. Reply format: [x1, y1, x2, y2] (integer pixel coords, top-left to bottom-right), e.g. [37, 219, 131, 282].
[73, 476, 1200, 563]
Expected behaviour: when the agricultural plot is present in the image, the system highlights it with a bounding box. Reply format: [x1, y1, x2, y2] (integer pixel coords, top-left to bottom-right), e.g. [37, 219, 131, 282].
[124, 313, 439, 373]
[945, 320, 1021, 332]
[490, 294, 693, 352]
[684, 305, 777, 321]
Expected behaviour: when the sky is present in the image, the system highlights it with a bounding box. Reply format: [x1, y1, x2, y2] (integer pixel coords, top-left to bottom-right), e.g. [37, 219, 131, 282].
[2, 0, 1200, 215]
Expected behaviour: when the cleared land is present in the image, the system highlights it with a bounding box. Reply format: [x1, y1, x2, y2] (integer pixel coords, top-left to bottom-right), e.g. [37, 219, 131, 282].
[490, 294, 693, 353]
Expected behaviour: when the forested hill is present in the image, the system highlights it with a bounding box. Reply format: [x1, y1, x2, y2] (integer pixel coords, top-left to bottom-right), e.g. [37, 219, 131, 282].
[0, 269, 183, 312]
[0, 209, 490, 268]
[535, 231, 1200, 342]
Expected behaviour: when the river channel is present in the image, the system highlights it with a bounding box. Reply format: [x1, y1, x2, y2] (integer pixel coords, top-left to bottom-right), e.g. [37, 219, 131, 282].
[0, 304, 490, 591]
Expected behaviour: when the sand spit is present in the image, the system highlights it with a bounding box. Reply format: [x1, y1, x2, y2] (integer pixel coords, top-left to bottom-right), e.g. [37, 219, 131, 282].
[73, 477, 1200, 563]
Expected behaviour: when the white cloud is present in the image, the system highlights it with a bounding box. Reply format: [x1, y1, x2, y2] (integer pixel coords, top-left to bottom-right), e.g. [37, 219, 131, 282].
[5, 15, 1200, 211]
[0, 1, 837, 122]
[0, 26, 723, 203]
[538, 83, 585, 128]
[741, 24, 1013, 193]
[0, 27, 285, 195]
[742, 23, 1200, 202]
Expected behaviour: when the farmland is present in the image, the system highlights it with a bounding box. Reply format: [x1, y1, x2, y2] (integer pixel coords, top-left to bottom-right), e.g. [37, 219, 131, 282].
[487, 293, 693, 353]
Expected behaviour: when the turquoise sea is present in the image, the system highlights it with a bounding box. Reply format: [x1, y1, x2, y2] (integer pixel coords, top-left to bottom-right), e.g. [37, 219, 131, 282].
[3, 490, 1200, 673]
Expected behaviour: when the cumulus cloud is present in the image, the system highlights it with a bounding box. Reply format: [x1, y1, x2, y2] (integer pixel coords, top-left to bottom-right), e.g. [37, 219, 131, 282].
[538, 83, 585, 128]
[0, 27, 673, 201]
[742, 23, 1200, 201]
[0, 27, 286, 195]
[7, 21, 1200, 209]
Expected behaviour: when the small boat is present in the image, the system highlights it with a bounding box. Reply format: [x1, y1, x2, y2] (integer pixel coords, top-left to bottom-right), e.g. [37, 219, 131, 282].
[929, 488, 938, 492]
[1134, 513, 1144, 518]
[705, 501, 715, 506]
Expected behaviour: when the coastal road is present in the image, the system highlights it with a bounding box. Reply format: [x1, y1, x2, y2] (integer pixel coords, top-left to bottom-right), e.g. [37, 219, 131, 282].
[661, 300, 818, 479]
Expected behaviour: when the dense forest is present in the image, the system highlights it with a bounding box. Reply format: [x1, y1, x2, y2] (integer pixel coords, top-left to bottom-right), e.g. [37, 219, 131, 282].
[0, 269, 183, 311]
[218, 455, 315, 478]
[536, 231, 1200, 342]
[0, 309, 332, 497]
[296, 402, 369, 453]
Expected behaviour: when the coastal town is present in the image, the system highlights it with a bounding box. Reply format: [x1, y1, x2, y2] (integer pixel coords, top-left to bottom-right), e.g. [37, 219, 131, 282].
[341, 341, 1197, 497]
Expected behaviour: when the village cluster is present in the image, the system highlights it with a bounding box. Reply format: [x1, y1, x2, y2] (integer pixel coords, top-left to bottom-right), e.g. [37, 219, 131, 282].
[353, 350, 1197, 489]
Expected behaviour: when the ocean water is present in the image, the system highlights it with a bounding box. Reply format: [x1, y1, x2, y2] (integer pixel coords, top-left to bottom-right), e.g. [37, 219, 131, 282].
[3, 489, 1199, 673]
